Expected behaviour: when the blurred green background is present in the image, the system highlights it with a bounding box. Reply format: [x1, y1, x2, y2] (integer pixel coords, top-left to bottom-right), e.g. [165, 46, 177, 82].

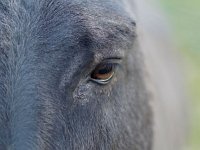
[159, 0, 200, 149]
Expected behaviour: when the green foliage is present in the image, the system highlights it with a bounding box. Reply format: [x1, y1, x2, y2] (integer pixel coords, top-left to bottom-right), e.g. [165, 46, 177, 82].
[160, 0, 200, 149]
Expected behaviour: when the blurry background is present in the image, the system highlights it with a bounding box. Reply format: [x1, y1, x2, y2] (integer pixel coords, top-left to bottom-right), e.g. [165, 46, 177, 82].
[158, 0, 200, 149]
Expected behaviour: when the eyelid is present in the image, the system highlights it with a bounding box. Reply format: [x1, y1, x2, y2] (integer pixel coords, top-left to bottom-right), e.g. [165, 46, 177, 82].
[90, 71, 115, 85]
[101, 57, 123, 64]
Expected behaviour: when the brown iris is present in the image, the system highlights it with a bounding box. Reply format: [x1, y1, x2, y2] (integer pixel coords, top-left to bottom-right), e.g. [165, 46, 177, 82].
[91, 63, 115, 83]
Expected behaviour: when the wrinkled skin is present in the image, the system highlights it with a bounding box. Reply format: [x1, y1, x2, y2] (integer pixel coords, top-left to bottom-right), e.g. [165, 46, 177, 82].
[0, 0, 186, 150]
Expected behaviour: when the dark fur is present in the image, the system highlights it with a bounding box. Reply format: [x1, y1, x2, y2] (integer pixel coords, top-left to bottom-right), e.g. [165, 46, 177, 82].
[0, 0, 152, 149]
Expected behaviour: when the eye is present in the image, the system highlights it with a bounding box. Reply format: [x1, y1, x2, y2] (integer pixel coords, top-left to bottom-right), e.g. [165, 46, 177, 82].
[90, 63, 116, 85]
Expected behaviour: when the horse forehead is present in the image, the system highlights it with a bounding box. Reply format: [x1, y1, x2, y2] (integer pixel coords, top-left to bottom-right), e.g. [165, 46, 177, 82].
[0, 0, 135, 56]
[0, 0, 130, 20]
[41, 0, 132, 26]
[21, 0, 127, 16]
[0, 0, 134, 34]
[36, 1, 135, 48]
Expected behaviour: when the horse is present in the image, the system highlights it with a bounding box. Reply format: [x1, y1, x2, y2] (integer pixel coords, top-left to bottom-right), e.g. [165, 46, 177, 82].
[0, 0, 186, 149]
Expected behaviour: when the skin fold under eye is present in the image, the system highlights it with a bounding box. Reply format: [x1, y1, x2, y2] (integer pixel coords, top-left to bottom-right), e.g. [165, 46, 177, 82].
[90, 62, 117, 85]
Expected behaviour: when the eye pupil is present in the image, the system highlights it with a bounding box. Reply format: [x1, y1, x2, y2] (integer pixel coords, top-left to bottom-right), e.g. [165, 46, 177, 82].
[98, 64, 113, 75]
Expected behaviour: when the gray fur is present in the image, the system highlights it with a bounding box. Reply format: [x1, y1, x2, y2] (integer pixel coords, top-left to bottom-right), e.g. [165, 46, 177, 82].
[0, 0, 185, 150]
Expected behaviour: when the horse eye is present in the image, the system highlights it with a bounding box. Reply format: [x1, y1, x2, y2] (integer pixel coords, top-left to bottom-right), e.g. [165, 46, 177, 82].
[90, 63, 116, 84]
